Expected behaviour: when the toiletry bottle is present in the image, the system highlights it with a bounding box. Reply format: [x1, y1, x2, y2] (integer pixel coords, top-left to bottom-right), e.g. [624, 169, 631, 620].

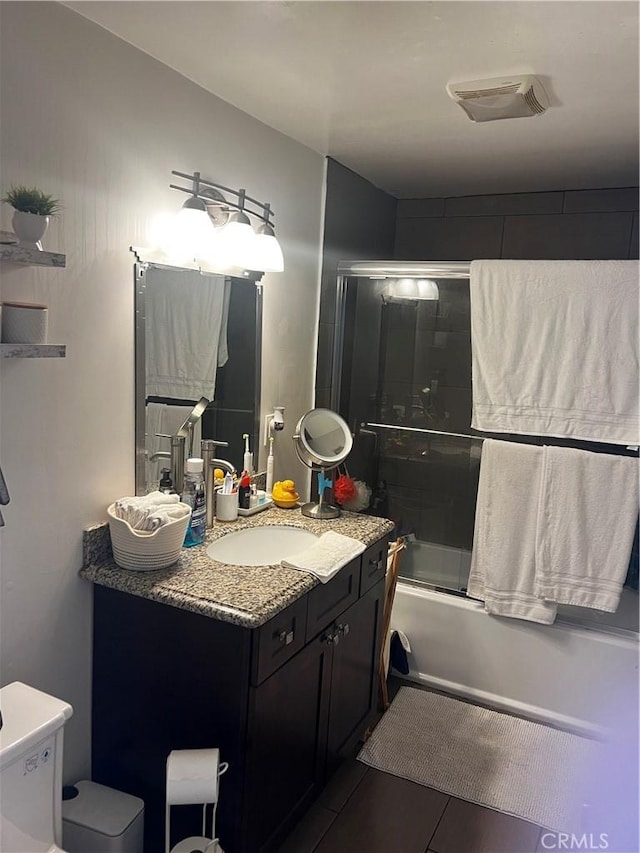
[159, 468, 175, 494]
[181, 457, 206, 547]
[238, 474, 251, 510]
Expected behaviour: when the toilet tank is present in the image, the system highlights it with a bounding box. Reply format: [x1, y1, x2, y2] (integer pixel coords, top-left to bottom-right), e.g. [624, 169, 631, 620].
[0, 682, 73, 851]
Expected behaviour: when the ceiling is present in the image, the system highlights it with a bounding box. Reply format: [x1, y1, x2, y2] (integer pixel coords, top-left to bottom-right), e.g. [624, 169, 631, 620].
[67, 1, 639, 199]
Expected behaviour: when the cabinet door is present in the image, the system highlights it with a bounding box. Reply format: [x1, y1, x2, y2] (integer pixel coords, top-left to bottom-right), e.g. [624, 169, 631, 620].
[326, 579, 384, 773]
[244, 630, 333, 853]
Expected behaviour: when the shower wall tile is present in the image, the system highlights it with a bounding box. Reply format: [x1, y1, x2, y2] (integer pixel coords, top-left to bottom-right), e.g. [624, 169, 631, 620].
[317, 157, 396, 398]
[631, 212, 639, 259]
[397, 198, 446, 218]
[502, 211, 634, 259]
[416, 281, 470, 333]
[394, 215, 503, 260]
[432, 386, 473, 434]
[382, 330, 415, 381]
[563, 187, 639, 213]
[315, 322, 335, 392]
[413, 329, 472, 390]
[444, 191, 563, 217]
[315, 387, 331, 409]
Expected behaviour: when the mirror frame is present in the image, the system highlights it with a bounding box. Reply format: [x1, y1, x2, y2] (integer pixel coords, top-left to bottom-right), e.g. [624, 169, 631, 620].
[293, 408, 353, 469]
[132, 252, 263, 494]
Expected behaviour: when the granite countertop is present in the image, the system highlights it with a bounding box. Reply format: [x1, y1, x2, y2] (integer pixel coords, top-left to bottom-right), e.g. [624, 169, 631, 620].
[80, 506, 395, 628]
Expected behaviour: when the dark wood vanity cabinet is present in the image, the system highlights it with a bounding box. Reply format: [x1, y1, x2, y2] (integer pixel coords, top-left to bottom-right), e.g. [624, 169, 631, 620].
[91, 535, 388, 853]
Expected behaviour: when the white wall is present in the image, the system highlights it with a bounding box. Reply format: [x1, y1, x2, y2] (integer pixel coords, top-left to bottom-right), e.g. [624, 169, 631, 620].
[0, 1, 325, 782]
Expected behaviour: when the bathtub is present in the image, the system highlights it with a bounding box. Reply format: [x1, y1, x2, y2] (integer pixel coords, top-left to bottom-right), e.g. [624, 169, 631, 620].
[391, 561, 639, 737]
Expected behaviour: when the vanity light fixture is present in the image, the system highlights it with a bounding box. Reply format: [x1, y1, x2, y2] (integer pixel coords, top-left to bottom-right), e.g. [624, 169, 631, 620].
[173, 182, 216, 262]
[168, 170, 284, 275]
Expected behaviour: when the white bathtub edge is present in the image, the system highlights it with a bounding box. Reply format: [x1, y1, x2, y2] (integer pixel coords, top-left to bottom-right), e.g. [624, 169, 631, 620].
[401, 669, 610, 739]
[392, 582, 639, 736]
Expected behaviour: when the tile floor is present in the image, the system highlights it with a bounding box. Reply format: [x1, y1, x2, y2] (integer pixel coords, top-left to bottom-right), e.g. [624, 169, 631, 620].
[276, 679, 638, 853]
[276, 758, 544, 853]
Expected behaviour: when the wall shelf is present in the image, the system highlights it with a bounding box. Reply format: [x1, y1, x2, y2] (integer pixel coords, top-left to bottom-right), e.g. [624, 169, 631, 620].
[0, 344, 66, 359]
[0, 243, 66, 268]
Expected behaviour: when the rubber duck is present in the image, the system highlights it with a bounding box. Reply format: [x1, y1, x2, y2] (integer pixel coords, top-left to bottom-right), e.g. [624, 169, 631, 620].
[272, 479, 299, 507]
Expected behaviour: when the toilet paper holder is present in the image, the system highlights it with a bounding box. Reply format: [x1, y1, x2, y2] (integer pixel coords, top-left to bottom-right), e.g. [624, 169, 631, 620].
[165, 748, 229, 853]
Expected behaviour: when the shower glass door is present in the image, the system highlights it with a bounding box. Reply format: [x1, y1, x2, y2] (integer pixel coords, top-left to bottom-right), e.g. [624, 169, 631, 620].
[337, 270, 481, 594]
[336, 264, 639, 633]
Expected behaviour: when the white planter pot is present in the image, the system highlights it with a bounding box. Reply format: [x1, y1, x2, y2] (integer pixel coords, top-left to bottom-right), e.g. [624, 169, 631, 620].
[12, 210, 49, 250]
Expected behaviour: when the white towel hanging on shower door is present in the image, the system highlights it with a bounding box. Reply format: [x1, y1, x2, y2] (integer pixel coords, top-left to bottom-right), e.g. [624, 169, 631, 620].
[470, 260, 639, 445]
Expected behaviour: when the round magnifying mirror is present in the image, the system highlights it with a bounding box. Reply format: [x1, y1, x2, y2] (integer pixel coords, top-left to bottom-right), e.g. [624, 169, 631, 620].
[293, 408, 353, 519]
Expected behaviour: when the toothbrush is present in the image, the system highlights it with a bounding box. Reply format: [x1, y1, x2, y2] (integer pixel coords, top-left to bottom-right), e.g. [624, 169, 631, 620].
[266, 436, 274, 496]
[243, 433, 253, 475]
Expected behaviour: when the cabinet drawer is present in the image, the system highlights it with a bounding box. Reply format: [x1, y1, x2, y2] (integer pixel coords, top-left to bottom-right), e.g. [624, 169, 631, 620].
[360, 538, 388, 595]
[251, 596, 308, 685]
[306, 558, 360, 641]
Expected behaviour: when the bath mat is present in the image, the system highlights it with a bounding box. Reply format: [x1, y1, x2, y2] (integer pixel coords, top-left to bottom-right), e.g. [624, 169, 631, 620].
[358, 687, 604, 833]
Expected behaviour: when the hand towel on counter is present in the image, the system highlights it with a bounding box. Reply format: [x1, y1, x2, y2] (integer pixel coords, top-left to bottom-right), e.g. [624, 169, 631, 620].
[467, 439, 557, 624]
[535, 446, 639, 612]
[282, 531, 366, 583]
[145, 268, 230, 400]
[470, 260, 639, 445]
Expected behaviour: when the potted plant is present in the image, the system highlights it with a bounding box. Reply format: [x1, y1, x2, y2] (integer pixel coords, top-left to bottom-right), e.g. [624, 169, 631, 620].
[2, 185, 61, 250]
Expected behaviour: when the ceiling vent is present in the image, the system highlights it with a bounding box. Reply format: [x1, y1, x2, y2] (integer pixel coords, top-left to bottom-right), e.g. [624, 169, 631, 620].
[446, 75, 549, 122]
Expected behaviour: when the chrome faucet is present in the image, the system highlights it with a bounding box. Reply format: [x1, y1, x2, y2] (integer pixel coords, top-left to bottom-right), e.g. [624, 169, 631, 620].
[201, 439, 236, 527]
[150, 398, 210, 491]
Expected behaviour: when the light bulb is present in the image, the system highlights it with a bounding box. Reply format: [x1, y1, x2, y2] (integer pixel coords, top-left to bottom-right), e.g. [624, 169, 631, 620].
[169, 197, 215, 262]
[214, 211, 256, 269]
[416, 279, 440, 300]
[249, 224, 284, 272]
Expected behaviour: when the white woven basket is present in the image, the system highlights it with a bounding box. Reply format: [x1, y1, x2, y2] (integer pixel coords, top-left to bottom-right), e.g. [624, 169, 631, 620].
[107, 503, 191, 571]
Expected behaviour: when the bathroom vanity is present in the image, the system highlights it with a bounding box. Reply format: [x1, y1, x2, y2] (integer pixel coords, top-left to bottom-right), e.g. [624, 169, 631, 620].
[81, 508, 394, 853]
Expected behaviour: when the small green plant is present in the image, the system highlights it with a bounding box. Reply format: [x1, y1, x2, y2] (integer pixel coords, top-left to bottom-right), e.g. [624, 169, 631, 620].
[2, 185, 61, 216]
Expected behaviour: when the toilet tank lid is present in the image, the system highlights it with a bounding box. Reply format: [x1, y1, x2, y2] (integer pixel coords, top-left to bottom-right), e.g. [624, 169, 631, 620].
[0, 682, 73, 769]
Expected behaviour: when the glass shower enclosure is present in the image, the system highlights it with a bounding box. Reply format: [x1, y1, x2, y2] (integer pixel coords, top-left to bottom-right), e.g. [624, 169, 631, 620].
[331, 261, 639, 632]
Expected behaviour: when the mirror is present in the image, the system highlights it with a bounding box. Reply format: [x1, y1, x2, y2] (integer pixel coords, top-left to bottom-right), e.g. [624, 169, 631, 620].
[293, 408, 353, 518]
[134, 260, 262, 494]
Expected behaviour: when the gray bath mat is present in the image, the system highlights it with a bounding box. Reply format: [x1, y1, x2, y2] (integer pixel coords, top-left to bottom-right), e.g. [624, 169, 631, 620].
[358, 687, 603, 833]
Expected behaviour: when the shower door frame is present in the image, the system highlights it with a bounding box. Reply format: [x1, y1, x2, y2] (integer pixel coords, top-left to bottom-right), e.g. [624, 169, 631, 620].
[330, 260, 470, 411]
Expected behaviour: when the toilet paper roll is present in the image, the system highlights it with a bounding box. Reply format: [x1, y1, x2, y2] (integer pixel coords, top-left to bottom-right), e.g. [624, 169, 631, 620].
[166, 748, 220, 806]
[170, 836, 219, 853]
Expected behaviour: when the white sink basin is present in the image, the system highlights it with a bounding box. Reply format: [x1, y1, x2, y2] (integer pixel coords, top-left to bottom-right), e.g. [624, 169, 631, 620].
[206, 525, 318, 567]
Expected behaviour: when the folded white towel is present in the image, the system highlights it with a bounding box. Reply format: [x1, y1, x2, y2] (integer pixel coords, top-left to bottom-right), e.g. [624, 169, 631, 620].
[535, 446, 639, 612]
[144, 503, 191, 532]
[467, 440, 557, 624]
[113, 491, 183, 531]
[282, 531, 366, 583]
[470, 260, 639, 445]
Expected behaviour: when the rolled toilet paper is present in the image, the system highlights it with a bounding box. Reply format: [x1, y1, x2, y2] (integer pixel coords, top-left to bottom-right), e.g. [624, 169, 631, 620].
[171, 836, 220, 853]
[166, 748, 220, 806]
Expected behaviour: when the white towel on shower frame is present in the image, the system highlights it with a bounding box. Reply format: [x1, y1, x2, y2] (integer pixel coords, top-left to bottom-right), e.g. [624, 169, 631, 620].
[535, 445, 639, 612]
[470, 260, 639, 445]
[467, 439, 557, 625]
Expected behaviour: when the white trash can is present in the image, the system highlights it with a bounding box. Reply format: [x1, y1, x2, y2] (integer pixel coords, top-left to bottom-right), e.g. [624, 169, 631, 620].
[62, 780, 144, 852]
